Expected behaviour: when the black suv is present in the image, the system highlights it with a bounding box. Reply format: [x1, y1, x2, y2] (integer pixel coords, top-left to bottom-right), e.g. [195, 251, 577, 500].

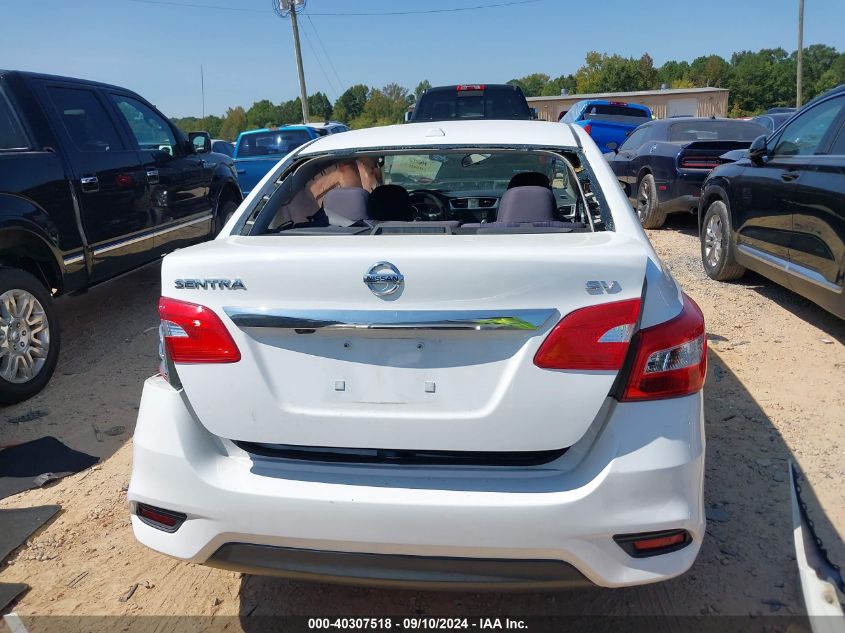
[698, 84, 845, 320]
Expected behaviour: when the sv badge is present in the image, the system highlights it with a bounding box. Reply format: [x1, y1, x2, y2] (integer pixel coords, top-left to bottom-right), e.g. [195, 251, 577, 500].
[585, 280, 621, 295]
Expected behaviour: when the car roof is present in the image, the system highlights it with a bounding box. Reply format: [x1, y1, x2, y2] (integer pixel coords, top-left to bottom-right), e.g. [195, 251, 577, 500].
[649, 117, 755, 127]
[299, 120, 580, 155]
[803, 83, 845, 109]
[423, 84, 520, 92]
[0, 69, 140, 95]
[239, 125, 313, 136]
[577, 99, 649, 109]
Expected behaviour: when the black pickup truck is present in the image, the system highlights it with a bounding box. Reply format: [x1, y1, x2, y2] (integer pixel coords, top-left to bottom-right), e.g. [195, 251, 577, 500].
[0, 70, 242, 404]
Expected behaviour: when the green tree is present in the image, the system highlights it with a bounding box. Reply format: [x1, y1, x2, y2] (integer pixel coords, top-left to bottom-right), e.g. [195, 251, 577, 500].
[814, 53, 845, 97]
[798, 45, 843, 101]
[333, 84, 369, 123]
[637, 53, 659, 90]
[657, 60, 691, 88]
[414, 79, 432, 99]
[508, 73, 550, 97]
[727, 48, 794, 115]
[278, 98, 304, 124]
[219, 106, 247, 141]
[575, 52, 647, 93]
[246, 99, 279, 129]
[308, 92, 333, 121]
[689, 55, 730, 87]
[350, 84, 409, 129]
[539, 74, 577, 96]
[199, 114, 223, 138]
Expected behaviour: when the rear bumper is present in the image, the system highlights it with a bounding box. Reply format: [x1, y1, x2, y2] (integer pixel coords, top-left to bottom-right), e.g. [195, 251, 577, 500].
[656, 172, 707, 214]
[207, 543, 590, 590]
[128, 376, 706, 589]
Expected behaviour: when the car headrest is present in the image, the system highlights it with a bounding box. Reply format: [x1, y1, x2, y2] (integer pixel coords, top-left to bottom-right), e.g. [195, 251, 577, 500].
[496, 186, 556, 223]
[368, 185, 414, 222]
[322, 187, 370, 227]
[507, 172, 551, 189]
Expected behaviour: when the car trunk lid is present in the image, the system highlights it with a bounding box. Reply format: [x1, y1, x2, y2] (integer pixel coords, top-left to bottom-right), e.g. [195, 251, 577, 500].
[163, 233, 648, 452]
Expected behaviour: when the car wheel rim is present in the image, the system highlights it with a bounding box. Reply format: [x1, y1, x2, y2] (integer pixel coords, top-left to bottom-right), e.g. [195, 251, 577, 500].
[704, 214, 724, 268]
[637, 181, 650, 221]
[0, 289, 50, 384]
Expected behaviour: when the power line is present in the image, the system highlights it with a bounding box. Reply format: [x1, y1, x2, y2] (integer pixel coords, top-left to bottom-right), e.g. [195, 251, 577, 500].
[299, 21, 339, 101]
[127, 0, 541, 16]
[305, 0, 540, 16]
[305, 13, 345, 91]
[127, 0, 265, 12]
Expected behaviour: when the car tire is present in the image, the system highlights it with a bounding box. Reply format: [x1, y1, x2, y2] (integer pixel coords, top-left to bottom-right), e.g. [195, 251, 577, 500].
[0, 267, 61, 405]
[700, 200, 746, 281]
[636, 174, 666, 229]
[217, 198, 239, 236]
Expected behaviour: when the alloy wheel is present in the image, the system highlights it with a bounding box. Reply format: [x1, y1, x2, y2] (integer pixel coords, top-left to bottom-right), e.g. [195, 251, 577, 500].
[704, 213, 724, 268]
[0, 289, 50, 383]
[637, 181, 650, 221]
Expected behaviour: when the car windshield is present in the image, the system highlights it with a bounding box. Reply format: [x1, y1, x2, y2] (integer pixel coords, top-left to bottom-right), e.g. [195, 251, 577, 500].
[383, 153, 563, 191]
[243, 149, 605, 235]
[238, 130, 312, 157]
[668, 120, 767, 141]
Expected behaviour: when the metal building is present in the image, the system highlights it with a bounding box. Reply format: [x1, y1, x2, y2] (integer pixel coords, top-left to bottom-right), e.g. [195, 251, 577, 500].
[527, 87, 730, 121]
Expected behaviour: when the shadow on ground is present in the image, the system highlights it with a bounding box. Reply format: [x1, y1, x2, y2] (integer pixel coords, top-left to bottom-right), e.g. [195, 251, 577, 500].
[0, 262, 161, 460]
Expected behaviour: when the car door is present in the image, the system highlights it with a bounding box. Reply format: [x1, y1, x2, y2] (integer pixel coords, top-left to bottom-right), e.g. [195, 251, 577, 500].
[608, 125, 651, 198]
[38, 81, 151, 282]
[108, 93, 212, 256]
[734, 96, 845, 267]
[787, 101, 845, 305]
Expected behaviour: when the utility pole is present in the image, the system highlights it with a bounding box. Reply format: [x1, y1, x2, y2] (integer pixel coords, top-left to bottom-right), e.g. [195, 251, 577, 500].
[278, 0, 309, 123]
[797, 0, 804, 108]
[200, 64, 205, 120]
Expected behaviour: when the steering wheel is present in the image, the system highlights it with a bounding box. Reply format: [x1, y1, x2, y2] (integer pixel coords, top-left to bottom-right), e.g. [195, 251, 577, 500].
[408, 191, 447, 221]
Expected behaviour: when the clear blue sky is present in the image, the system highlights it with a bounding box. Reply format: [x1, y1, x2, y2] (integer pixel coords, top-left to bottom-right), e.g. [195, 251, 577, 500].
[1, 0, 843, 118]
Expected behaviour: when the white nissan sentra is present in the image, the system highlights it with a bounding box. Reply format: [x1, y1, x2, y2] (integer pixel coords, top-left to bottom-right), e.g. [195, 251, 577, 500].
[129, 120, 706, 590]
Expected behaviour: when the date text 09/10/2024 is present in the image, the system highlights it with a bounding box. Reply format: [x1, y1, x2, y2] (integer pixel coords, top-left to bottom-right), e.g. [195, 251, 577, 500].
[307, 618, 528, 630]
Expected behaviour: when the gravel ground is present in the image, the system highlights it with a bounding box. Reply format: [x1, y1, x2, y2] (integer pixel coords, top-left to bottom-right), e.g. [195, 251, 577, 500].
[0, 213, 842, 628]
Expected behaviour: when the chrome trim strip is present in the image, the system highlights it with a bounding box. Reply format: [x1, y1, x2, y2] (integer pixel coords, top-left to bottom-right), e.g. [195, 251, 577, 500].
[223, 308, 557, 331]
[63, 253, 85, 266]
[92, 215, 213, 256]
[737, 244, 842, 294]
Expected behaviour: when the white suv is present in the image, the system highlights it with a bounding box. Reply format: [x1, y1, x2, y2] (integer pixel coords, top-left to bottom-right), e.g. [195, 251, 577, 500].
[129, 120, 706, 589]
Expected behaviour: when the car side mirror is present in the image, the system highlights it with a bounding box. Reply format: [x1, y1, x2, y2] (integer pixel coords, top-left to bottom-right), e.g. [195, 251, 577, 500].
[189, 131, 212, 154]
[748, 135, 768, 165]
[403, 111, 413, 123]
[606, 141, 619, 153]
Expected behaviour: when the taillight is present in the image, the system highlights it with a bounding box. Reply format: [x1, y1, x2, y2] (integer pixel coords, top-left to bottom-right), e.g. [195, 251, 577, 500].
[583, 123, 592, 136]
[534, 299, 641, 370]
[621, 294, 706, 401]
[136, 503, 186, 533]
[158, 297, 240, 364]
[457, 84, 485, 91]
[679, 155, 720, 169]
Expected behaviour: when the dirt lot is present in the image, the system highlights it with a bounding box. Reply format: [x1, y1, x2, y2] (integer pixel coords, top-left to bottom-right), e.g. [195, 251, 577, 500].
[1, 213, 843, 626]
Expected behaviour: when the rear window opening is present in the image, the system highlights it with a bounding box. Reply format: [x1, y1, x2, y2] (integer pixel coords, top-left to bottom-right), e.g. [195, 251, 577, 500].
[241, 148, 612, 236]
[585, 104, 650, 118]
[668, 120, 768, 142]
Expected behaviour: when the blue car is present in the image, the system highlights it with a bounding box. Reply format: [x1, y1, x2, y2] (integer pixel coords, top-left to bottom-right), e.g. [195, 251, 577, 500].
[233, 125, 319, 196]
[561, 100, 652, 152]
